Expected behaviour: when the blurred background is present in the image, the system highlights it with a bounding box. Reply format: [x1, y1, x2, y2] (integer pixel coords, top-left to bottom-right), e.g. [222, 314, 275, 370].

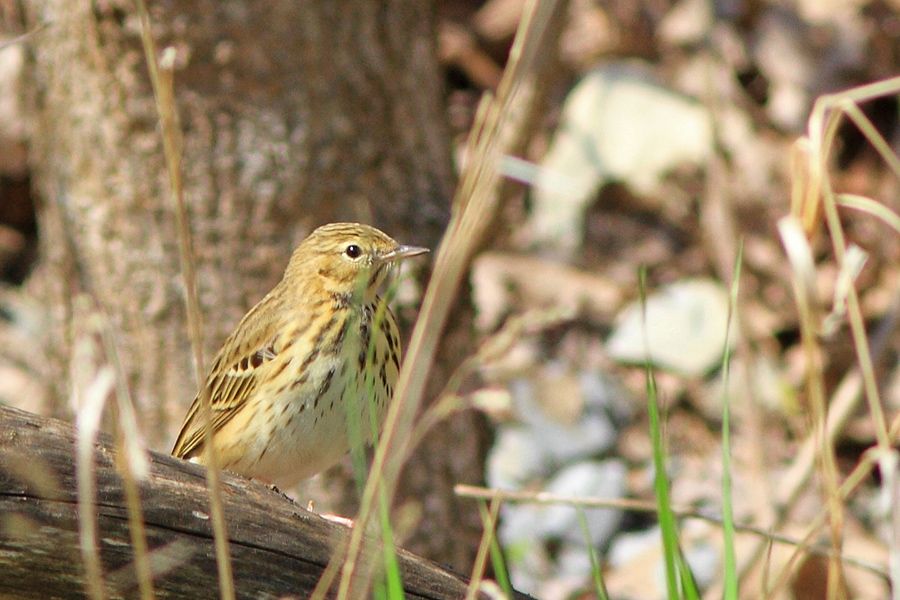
[1, 1, 899, 598]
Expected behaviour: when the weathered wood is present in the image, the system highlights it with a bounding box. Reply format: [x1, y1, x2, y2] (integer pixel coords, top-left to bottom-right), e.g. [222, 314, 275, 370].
[0, 406, 522, 599]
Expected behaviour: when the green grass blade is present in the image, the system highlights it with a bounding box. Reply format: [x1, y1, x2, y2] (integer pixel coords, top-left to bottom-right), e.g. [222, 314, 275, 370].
[374, 280, 405, 599]
[677, 550, 701, 600]
[488, 531, 513, 596]
[646, 364, 681, 598]
[349, 275, 404, 599]
[720, 242, 744, 600]
[577, 507, 610, 600]
[639, 268, 680, 598]
[378, 484, 404, 599]
[639, 268, 702, 599]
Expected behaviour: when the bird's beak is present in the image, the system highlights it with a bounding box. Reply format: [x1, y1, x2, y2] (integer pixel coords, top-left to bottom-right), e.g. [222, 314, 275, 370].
[381, 244, 429, 263]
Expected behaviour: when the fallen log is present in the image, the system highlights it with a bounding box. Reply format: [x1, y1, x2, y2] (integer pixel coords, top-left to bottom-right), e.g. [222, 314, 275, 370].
[0, 405, 518, 599]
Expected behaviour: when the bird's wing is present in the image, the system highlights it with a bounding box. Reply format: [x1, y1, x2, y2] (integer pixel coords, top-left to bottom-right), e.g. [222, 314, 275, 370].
[171, 302, 282, 459]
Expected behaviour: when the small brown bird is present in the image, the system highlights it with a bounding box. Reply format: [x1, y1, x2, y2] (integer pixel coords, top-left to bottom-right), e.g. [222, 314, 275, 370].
[171, 223, 428, 488]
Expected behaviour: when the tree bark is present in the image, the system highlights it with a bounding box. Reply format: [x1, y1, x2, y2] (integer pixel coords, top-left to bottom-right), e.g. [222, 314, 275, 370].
[21, 0, 488, 570]
[0, 405, 527, 600]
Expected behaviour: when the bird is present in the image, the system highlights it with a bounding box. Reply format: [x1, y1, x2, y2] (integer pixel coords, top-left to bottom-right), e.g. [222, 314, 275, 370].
[171, 222, 429, 488]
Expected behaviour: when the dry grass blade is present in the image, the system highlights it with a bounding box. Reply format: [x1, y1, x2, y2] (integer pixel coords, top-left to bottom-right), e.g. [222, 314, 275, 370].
[780, 217, 847, 597]
[106, 539, 197, 591]
[95, 313, 154, 600]
[73, 335, 115, 600]
[132, 2, 234, 598]
[763, 288, 898, 593]
[767, 443, 883, 595]
[808, 88, 894, 598]
[325, 2, 566, 598]
[738, 77, 900, 595]
[838, 101, 900, 181]
[807, 83, 896, 452]
[465, 496, 503, 600]
[777, 217, 819, 324]
[0, 21, 49, 51]
[878, 451, 900, 600]
[790, 140, 815, 232]
[836, 194, 900, 236]
[822, 244, 867, 336]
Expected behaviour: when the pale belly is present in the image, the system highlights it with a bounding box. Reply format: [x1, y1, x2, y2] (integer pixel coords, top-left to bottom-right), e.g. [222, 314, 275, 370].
[214, 352, 389, 488]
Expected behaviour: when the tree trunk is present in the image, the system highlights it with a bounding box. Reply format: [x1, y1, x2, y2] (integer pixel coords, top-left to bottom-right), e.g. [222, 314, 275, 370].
[21, 0, 487, 570]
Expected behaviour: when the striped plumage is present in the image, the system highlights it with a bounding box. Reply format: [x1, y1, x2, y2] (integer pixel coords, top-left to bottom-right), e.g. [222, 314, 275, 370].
[171, 223, 428, 488]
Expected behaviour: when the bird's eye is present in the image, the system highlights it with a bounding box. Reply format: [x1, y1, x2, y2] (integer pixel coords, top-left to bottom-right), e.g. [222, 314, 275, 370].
[344, 244, 362, 259]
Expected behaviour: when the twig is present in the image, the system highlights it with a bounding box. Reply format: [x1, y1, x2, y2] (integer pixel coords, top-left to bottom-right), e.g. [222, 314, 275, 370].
[453, 485, 888, 579]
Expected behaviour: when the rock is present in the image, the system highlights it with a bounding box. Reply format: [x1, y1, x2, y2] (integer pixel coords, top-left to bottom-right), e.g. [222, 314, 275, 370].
[530, 62, 713, 255]
[579, 370, 633, 425]
[510, 373, 619, 465]
[606, 522, 721, 598]
[486, 425, 549, 490]
[701, 353, 787, 420]
[606, 527, 668, 599]
[606, 278, 733, 376]
[684, 537, 720, 589]
[500, 459, 626, 547]
[504, 540, 551, 597]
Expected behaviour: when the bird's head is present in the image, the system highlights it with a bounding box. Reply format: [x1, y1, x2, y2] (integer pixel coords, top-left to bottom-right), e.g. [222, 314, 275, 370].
[285, 222, 428, 301]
